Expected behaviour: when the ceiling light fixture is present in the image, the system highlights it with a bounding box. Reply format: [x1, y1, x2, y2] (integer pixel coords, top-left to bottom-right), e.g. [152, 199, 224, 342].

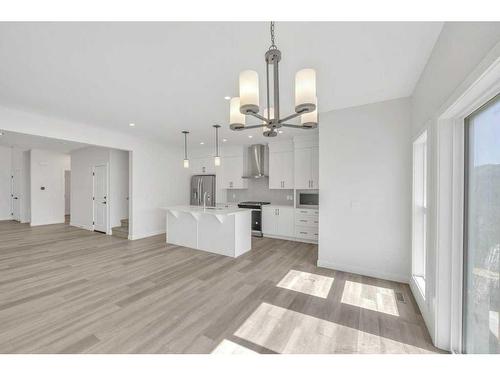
[223, 138, 228, 142]
[182, 131, 190, 168]
[224, 96, 231, 100]
[248, 135, 253, 138]
[213, 124, 221, 167]
[129, 123, 135, 127]
[200, 142, 204, 145]
[229, 21, 318, 138]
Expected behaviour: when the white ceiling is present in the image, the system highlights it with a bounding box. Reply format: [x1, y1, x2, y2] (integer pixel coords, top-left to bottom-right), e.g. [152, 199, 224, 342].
[0, 131, 87, 153]
[0, 22, 442, 146]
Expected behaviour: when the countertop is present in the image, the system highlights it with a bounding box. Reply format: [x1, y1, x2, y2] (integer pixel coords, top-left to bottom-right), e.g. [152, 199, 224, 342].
[162, 205, 249, 216]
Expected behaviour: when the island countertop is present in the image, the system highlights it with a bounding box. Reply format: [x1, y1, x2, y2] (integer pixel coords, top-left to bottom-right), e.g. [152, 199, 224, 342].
[163, 205, 252, 258]
[161, 205, 249, 216]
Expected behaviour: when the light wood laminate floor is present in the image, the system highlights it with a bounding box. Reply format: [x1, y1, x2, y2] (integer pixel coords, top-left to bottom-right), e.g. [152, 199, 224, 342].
[0, 220, 443, 354]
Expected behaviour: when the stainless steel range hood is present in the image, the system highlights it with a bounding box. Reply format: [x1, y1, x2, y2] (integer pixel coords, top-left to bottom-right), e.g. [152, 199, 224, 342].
[242, 144, 268, 179]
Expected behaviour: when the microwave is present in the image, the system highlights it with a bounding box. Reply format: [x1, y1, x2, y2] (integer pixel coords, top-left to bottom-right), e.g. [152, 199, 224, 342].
[298, 192, 319, 208]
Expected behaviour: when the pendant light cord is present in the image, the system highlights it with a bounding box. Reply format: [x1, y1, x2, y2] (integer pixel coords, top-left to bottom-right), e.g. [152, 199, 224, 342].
[269, 21, 277, 50]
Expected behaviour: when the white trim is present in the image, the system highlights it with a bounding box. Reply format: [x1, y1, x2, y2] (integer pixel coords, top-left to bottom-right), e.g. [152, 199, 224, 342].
[130, 229, 165, 240]
[69, 221, 94, 231]
[30, 220, 65, 227]
[263, 233, 317, 244]
[317, 259, 409, 283]
[433, 54, 500, 353]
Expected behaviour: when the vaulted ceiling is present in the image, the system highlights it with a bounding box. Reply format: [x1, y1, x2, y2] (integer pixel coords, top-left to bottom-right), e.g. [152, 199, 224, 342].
[0, 22, 442, 145]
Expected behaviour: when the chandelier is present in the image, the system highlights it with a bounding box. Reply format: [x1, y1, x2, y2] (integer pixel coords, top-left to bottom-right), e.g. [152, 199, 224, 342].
[229, 21, 318, 137]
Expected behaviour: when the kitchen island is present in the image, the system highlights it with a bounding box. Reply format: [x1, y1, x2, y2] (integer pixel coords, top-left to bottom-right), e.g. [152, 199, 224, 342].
[162, 206, 251, 257]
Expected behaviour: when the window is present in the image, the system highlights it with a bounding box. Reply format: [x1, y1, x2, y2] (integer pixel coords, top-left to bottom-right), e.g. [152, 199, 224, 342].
[412, 130, 427, 297]
[463, 93, 500, 354]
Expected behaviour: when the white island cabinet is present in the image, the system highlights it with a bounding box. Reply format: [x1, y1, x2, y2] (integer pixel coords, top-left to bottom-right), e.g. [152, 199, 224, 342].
[163, 206, 251, 258]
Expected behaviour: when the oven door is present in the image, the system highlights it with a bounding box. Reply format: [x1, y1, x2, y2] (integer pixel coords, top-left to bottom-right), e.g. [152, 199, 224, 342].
[251, 209, 262, 235]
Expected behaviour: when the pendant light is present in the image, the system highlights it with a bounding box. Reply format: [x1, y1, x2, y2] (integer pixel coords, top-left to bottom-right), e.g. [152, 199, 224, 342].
[213, 124, 221, 166]
[182, 130, 190, 168]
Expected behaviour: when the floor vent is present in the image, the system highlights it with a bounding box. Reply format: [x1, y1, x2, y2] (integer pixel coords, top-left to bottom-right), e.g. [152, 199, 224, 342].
[395, 292, 406, 303]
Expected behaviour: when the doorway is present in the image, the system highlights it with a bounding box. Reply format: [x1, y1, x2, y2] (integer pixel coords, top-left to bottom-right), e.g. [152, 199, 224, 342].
[92, 164, 108, 233]
[463, 93, 500, 353]
[64, 170, 71, 224]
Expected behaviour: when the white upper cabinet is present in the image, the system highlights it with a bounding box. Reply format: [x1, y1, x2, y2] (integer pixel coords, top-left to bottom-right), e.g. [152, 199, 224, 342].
[294, 136, 319, 189]
[268, 141, 294, 190]
[221, 155, 248, 189]
[311, 145, 319, 189]
[294, 147, 312, 189]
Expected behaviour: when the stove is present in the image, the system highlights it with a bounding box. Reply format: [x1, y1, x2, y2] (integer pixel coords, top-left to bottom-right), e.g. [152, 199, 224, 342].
[238, 201, 271, 209]
[237, 201, 271, 236]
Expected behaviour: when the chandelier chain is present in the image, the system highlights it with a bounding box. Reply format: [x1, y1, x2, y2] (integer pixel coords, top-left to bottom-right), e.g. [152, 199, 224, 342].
[269, 21, 277, 50]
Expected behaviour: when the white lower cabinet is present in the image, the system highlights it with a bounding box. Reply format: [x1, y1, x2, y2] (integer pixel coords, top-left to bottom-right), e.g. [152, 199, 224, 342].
[262, 206, 295, 238]
[294, 208, 319, 243]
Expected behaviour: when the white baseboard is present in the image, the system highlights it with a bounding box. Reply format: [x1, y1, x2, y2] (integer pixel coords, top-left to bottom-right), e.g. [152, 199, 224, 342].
[410, 276, 435, 344]
[30, 220, 65, 227]
[129, 229, 166, 240]
[263, 234, 318, 244]
[69, 222, 93, 231]
[317, 259, 409, 284]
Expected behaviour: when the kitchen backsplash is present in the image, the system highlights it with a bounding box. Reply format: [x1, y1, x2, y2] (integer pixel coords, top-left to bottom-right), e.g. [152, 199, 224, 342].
[223, 178, 294, 205]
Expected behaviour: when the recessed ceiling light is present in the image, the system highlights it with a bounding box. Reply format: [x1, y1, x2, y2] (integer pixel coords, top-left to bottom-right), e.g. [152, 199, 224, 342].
[278, 130, 283, 134]
[224, 96, 231, 100]
[248, 135, 253, 138]
[129, 123, 135, 127]
[200, 142, 205, 145]
[222, 138, 228, 142]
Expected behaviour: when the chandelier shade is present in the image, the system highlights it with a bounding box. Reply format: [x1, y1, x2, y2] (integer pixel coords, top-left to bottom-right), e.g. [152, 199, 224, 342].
[239, 70, 260, 114]
[229, 97, 245, 130]
[295, 68, 317, 114]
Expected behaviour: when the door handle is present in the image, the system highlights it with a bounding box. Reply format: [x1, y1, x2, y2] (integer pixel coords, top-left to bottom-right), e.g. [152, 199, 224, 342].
[102, 201, 107, 204]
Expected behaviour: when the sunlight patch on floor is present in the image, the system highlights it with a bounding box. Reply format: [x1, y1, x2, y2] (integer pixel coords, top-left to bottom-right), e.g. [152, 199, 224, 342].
[341, 280, 399, 316]
[234, 302, 431, 354]
[277, 270, 334, 298]
[211, 339, 258, 354]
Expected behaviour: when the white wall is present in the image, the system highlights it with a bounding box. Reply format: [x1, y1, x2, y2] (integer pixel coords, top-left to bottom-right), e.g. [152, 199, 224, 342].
[318, 97, 412, 283]
[0, 145, 12, 220]
[109, 149, 129, 228]
[30, 149, 70, 226]
[410, 22, 500, 349]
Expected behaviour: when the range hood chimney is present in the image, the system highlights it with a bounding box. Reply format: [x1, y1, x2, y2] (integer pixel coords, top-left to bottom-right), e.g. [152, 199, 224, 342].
[243, 144, 268, 179]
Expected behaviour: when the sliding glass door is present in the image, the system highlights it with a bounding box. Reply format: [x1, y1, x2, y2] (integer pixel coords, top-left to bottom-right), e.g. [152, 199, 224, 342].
[463, 93, 500, 353]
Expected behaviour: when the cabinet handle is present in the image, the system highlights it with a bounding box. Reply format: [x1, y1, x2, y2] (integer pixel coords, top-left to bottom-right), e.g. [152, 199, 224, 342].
[300, 231, 307, 234]
[300, 219, 307, 222]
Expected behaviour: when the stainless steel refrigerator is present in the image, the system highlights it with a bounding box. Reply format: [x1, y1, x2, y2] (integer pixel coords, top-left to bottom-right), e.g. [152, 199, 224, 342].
[190, 174, 216, 207]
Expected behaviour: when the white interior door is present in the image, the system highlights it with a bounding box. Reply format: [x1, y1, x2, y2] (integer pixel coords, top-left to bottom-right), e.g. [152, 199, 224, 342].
[11, 170, 21, 221]
[93, 165, 108, 233]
